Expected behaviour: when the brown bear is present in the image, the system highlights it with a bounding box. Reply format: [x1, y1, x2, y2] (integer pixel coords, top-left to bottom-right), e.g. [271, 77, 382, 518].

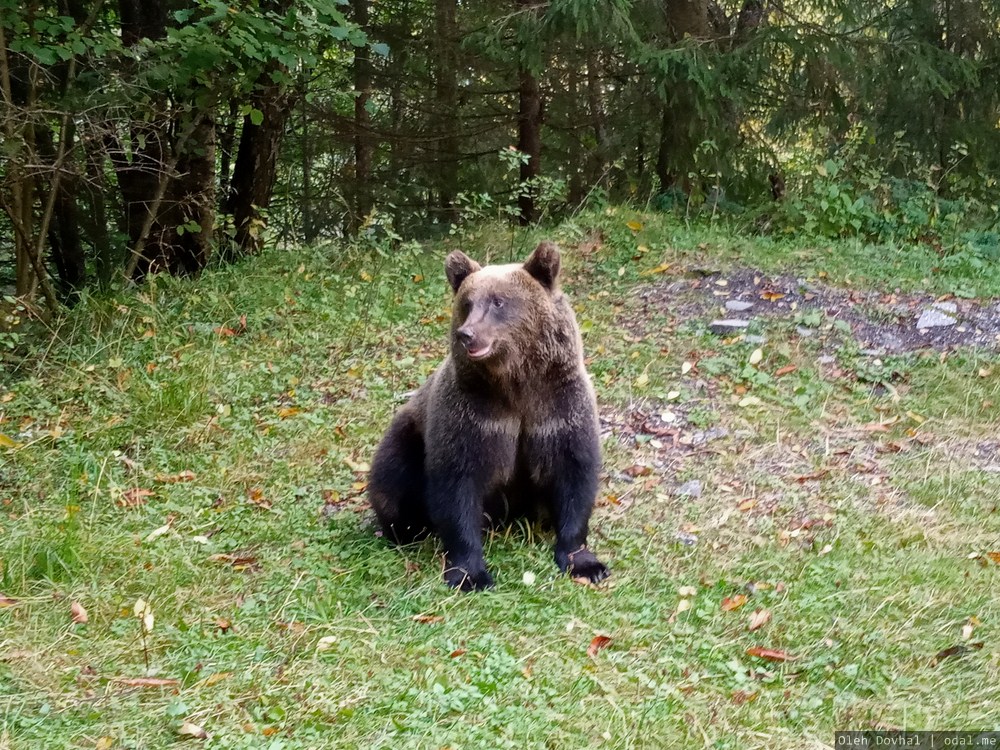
[367, 241, 608, 591]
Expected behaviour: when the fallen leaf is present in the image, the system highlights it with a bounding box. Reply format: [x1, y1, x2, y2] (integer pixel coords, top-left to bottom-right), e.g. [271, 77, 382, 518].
[587, 634, 612, 657]
[748, 348, 763, 366]
[119, 488, 154, 507]
[623, 464, 652, 478]
[178, 721, 208, 740]
[215, 617, 233, 633]
[737, 395, 762, 408]
[0, 433, 20, 449]
[731, 690, 758, 705]
[113, 677, 179, 687]
[985, 552, 1000, 565]
[96, 738, 114, 750]
[639, 262, 671, 276]
[737, 498, 757, 511]
[145, 524, 172, 543]
[277, 406, 300, 419]
[449, 649, 467, 658]
[931, 642, 983, 666]
[207, 551, 259, 571]
[676, 599, 692, 613]
[746, 646, 797, 662]
[199, 672, 231, 687]
[721, 594, 748, 612]
[316, 636, 338, 651]
[760, 290, 785, 301]
[133, 599, 154, 633]
[794, 469, 829, 483]
[861, 417, 898, 432]
[747, 609, 771, 631]
[774, 365, 798, 377]
[678, 585, 697, 597]
[0, 595, 19, 607]
[412, 614, 444, 624]
[246, 488, 271, 510]
[625, 220, 643, 232]
[71, 601, 88, 624]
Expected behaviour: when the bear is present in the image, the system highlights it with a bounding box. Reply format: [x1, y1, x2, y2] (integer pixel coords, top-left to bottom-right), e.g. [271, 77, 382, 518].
[367, 241, 609, 591]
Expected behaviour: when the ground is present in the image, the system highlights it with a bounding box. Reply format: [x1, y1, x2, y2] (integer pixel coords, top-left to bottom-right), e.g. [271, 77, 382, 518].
[1, 210, 998, 749]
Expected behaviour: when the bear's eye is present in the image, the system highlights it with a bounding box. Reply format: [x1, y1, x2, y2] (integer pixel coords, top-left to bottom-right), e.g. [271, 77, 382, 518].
[491, 296, 505, 310]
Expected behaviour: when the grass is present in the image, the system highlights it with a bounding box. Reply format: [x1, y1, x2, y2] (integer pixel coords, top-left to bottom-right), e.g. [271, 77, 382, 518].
[1, 209, 999, 749]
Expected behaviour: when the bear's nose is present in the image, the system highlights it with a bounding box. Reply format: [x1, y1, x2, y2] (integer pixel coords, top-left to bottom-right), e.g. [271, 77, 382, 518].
[456, 327, 474, 346]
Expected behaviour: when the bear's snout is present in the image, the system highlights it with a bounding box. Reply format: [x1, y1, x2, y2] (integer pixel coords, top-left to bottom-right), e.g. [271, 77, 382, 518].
[456, 325, 493, 360]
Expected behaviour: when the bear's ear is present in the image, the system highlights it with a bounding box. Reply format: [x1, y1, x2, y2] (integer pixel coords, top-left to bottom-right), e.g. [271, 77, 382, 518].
[523, 241, 561, 291]
[445, 251, 481, 293]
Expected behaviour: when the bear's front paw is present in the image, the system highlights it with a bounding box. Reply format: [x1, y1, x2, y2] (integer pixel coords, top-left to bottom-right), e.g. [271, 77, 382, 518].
[556, 547, 609, 584]
[443, 564, 495, 592]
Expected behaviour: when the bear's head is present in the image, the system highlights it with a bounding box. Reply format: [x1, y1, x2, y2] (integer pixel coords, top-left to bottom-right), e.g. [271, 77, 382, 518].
[444, 242, 564, 367]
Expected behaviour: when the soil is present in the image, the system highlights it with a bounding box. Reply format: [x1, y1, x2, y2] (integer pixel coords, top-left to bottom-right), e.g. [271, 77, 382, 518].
[633, 267, 1000, 353]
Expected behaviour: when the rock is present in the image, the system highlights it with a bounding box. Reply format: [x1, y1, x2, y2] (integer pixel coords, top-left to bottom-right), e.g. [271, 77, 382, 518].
[744, 334, 767, 345]
[816, 355, 836, 365]
[880, 334, 905, 353]
[725, 300, 754, 313]
[796, 326, 814, 338]
[674, 530, 698, 546]
[709, 319, 750, 335]
[689, 427, 728, 446]
[916, 302, 958, 329]
[676, 480, 703, 498]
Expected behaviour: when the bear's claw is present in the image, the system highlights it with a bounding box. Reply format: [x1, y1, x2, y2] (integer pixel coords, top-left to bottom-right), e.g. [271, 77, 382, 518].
[444, 565, 495, 591]
[558, 547, 609, 584]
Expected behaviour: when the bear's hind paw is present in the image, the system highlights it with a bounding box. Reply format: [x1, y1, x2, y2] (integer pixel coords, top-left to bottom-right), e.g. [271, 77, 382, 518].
[444, 565, 495, 592]
[558, 547, 610, 584]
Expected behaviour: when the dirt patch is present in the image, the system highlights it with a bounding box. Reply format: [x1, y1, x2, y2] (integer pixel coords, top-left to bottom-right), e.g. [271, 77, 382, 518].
[633, 267, 1000, 352]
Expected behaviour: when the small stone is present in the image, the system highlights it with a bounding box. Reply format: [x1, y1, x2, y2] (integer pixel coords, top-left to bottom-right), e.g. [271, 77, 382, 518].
[880, 334, 905, 353]
[689, 427, 729, 446]
[674, 530, 698, 546]
[744, 335, 767, 345]
[816, 355, 836, 365]
[916, 302, 958, 329]
[725, 300, 754, 312]
[676, 480, 702, 498]
[796, 326, 814, 338]
[709, 319, 750, 335]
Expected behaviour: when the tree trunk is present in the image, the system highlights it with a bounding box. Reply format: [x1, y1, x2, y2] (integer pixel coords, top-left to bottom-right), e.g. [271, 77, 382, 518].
[517, 67, 542, 225]
[168, 111, 216, 274]
[586, 47, 609, 188]
[218, 100, 238, 199]
[433, 0, 459, 222]
[350, 0, 373, 231]
[655, 0, 712, 194]
[36, 122, 85, 297]
[567, 64, 584, 206]
[300, 76, 317, 243]
[82, 128, 114, 286]
[223, 69, 294, 258]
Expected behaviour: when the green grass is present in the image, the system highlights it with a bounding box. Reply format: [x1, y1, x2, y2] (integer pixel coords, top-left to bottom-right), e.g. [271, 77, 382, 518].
[2, 210, 999, 749]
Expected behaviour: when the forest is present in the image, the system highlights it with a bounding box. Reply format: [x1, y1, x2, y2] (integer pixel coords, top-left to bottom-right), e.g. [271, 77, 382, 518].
[2, 2, 1000, 748]
[1, 0, 999, 307]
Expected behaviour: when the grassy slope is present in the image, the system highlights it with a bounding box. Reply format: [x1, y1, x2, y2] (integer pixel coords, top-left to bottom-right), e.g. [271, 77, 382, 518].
[1, 210, 999, 749]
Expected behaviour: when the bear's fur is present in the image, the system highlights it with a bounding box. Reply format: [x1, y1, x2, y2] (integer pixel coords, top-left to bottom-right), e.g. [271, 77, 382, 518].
[367, 241, 608, 591]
